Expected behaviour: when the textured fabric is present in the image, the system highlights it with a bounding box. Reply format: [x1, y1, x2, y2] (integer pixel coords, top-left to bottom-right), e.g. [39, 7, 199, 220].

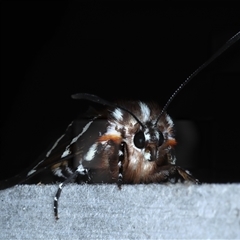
[1, 183, 240, 239]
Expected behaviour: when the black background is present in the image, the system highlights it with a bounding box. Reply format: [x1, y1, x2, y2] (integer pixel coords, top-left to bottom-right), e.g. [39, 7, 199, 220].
[1, 1, 240, 183]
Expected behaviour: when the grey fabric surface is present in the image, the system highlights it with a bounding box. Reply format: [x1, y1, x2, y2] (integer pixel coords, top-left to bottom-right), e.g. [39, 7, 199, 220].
[0, 183, 240, 239]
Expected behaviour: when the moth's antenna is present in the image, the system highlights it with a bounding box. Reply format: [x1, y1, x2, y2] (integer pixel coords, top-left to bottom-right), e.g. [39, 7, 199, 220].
[72, 93, 145, 128]
[155, 31, 240, 125]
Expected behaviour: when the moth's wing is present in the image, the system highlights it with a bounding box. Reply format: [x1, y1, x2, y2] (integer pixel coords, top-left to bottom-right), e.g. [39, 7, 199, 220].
[0, 108, 106, 189]
[0, 120, 78, 189]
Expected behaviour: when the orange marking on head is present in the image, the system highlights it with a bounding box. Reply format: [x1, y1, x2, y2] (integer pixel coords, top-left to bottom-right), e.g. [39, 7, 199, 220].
[98, 134, 122, 144]
[167, 139, 177, 147]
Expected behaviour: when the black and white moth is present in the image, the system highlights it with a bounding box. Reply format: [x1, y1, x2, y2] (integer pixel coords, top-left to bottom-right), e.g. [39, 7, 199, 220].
[0, 31, 239, 220]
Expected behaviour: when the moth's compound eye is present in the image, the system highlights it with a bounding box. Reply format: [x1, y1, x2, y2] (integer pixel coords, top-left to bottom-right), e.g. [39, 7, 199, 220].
[134, 130, 145, 149]
[158, 131, 164, 147]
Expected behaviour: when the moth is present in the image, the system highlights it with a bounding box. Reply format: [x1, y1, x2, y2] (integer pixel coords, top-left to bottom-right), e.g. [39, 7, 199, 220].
[0, 31, 239, 220]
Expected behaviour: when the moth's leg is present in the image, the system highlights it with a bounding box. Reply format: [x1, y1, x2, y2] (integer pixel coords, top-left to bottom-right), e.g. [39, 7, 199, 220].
[117, 142, 125, 189]
[152, 165, 200, 184]
[175, 166, 200, 184]
[163, 165, 200, 184]
[53, 163, 89, 220]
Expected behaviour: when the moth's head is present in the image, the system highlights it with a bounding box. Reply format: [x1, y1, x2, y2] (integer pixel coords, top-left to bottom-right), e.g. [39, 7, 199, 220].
[109, 101, 177, 164]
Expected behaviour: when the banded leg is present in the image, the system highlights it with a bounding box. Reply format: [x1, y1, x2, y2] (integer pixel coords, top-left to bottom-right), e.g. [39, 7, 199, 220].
[117, 142, 125, 189]
[54, 164, 89, 220]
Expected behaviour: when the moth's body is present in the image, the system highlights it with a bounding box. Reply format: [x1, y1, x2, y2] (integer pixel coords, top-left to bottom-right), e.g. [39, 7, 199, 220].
[0, 100, 197, 189]
[45, 100, 178, 185]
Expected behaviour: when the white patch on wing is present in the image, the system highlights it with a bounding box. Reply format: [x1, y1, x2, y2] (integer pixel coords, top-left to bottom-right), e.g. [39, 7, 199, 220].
[61, 149, 71, 158]
[27, 169, 36, 176]
[70, 120, 94, 145]
[46, 121, 73, 157]
[139, 102, 150, 122]
[61, 120, 95, 159]
[26, 159, 44, 176]
[84, 143, 98, 161]
[112, 108, 123, 121]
